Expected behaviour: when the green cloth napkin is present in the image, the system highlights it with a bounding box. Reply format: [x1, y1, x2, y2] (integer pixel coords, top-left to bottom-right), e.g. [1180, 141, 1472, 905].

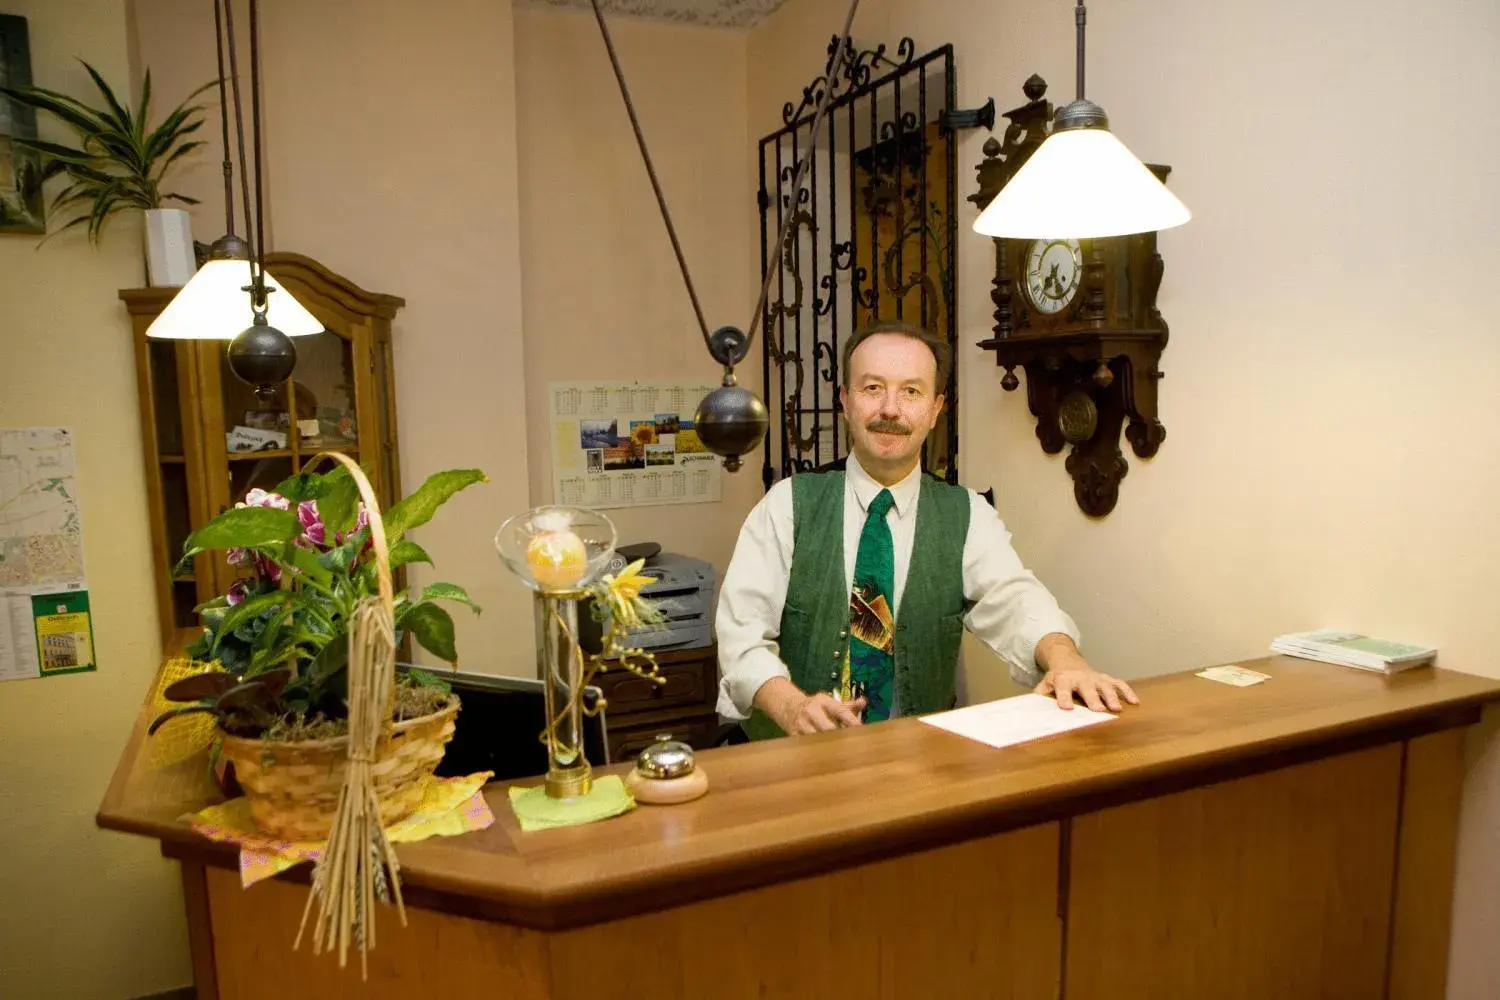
[507, 774, 636, 831]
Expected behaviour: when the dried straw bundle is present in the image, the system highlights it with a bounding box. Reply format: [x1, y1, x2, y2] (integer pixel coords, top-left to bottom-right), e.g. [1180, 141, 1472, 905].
[294, 598, 407, 976]
[291, 452, 408, 978]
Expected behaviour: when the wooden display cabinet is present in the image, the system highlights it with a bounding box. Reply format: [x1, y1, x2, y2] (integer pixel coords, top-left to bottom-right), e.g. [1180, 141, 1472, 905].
[120, 252, 405, 643]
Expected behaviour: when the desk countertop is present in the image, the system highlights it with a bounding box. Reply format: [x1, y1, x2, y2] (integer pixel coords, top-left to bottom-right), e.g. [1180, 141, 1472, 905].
[98, 655, 1500, 930]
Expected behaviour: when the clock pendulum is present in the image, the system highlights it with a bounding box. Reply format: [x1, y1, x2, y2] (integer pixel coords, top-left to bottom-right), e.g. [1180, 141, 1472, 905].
[585, 0, 865, 472]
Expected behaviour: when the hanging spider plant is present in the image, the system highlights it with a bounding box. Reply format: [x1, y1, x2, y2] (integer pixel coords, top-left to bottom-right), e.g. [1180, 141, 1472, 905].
[0, 60, 215, 243]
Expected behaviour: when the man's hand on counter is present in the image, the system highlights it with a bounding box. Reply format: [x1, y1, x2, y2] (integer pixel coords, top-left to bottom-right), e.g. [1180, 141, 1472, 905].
[1034, 633, 1139, 713]
[755, 676, 867, 735]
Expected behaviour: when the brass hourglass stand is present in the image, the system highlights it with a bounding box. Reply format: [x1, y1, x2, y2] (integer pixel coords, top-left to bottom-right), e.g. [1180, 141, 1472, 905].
[496, 505, 667, 800]
[533, 586, 668, 799]
[535, 588, 592, 798]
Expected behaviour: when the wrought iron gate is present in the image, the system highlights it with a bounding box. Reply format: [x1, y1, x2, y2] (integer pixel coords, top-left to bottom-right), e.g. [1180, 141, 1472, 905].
[758, 37, 961, 489]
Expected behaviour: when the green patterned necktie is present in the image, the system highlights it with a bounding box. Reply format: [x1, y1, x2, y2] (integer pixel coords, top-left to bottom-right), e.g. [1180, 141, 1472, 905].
[849, 488, 897, 722]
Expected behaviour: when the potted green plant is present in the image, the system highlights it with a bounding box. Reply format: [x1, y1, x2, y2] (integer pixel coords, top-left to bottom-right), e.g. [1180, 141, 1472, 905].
[0, 59, 212, 278]
[148, 457, 487, 839]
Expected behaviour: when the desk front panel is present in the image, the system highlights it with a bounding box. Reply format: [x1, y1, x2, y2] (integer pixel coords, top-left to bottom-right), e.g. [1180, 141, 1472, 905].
[1064, 743, 1403, 1000]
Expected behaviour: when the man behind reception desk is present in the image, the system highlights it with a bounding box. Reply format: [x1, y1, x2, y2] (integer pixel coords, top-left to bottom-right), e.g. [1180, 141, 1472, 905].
[717, 321, 1138, 738]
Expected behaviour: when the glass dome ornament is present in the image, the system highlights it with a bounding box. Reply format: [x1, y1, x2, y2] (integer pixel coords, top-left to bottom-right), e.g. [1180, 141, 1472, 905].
[496, 506, 617, 593]
[495, 505, 666, 799]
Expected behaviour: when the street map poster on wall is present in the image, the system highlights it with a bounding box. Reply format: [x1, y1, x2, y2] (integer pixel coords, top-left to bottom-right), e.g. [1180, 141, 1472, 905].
[549, 380, 723, 509]
[0, 427, 96, 682]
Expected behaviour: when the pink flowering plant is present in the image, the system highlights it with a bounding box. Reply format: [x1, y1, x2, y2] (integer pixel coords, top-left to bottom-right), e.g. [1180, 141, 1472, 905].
[150, 465, 487, 738]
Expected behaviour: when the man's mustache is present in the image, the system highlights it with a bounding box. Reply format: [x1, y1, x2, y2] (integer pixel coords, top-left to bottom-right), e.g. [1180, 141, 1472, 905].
[865, 419, 911, 436]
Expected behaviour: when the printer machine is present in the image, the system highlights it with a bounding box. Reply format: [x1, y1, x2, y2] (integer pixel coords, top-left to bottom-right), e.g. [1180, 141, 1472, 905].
[580, 549, 716, 654]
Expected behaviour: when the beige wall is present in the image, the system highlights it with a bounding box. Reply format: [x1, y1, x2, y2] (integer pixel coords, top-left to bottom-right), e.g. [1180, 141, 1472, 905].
[513, 8, 759, 573]
[0, 4, 192, 998]
[258, 0, 534, 678]
[9, 0, 1496, 994]
[748, 0, 1499, 994]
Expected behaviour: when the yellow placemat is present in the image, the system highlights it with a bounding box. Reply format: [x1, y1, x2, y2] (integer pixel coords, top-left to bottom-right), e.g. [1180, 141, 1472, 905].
[147, 657, 227, 768]
[185, 771, 494, 887]
[508, 774, 635, 831]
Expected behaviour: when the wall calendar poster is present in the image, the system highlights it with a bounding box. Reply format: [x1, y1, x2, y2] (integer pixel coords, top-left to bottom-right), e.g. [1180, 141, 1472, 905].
[549, 380, 723, 509]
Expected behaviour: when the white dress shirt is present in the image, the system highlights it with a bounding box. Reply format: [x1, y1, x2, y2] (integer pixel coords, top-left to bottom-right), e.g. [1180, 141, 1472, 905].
[715, 452, 1080, 720]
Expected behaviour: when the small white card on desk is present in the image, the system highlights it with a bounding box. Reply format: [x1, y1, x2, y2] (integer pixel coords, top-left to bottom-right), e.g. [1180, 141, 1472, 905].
[1196, 664, 1270, 687]
[918, 693, 1116, 750]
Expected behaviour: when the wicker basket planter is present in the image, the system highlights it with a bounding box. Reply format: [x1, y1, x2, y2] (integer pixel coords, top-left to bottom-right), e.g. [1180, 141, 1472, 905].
[148, 444, 492, 972]
[193, 451, 471, 842]
[219, 696, 459, 841]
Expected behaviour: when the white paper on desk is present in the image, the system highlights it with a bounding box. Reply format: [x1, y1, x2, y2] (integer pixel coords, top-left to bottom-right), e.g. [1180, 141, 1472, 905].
[918, 693, 1115, 749]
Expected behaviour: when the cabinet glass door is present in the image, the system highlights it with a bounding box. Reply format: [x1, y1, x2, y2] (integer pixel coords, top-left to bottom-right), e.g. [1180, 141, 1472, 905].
[220, 352, 293, 466]
[290, 330, 360, 459]
[216, 330, 360, 475]
[148, 338, 209, 632]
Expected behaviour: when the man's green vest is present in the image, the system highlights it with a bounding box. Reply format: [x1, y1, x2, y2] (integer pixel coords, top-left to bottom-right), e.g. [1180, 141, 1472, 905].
[742, 468, 972, 740]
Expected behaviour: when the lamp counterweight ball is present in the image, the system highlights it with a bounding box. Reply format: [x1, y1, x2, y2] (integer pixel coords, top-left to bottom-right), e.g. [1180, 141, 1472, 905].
[228, 312, 297, 397]
[694, 325, 769, 472]
[694, 374, 768, 474]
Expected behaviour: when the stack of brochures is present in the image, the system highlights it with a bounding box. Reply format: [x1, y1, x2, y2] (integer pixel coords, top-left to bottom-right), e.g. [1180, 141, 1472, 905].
[1270, 629, 1436, 674]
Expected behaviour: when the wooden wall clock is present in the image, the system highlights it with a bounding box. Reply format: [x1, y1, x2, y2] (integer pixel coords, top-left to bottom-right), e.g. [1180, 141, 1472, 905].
[969, 74, 1173, 517]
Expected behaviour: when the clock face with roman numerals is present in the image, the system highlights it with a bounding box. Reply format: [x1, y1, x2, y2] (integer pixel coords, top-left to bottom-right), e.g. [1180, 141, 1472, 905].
[1023, 238, 1083, 315]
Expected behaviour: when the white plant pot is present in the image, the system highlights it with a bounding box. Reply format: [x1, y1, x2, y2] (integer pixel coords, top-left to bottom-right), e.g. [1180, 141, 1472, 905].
[144, 208, 197, 287]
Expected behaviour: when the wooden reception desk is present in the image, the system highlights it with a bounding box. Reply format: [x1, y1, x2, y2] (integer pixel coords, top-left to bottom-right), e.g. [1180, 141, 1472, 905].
[99, 655, 1500, 1000]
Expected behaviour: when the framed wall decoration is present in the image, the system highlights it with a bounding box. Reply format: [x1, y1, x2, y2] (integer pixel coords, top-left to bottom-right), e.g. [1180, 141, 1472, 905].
[0, 13, 44, 235]
[756, 38, 978, 490]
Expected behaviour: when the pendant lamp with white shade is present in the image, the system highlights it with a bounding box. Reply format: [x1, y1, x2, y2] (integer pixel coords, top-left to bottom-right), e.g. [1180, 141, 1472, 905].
[145, 235, 321, 340]
[973, 0, 1190, 240]
[146, 0, 317, 395]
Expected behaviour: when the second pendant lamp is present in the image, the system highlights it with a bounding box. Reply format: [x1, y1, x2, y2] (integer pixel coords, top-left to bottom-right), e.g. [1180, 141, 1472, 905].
[973, 0, 1191, 240]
